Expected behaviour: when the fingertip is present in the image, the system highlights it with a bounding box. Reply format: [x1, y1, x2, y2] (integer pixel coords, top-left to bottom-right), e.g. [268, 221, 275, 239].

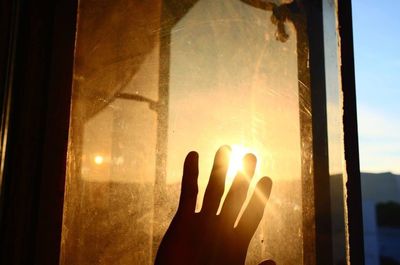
[242, 153, 257, 174]
[259, 176, 272, 187]
[217, 145, 232, 158]
[220, 145, 232, 152]
[180, 151, 199, 214]
[186, 151, 199, 161]
[184, 151, 199, 172]
[256, 177, 273, 200]
[213, 145, 231, 167]
[243, 153, 257, 163]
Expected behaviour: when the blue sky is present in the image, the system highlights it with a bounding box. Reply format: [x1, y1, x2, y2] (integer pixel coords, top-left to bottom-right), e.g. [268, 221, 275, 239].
[352, 0, 400, 174]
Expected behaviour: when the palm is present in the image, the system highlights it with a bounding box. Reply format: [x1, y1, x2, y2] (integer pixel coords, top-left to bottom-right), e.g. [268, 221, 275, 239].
[155, 146, 274, 265]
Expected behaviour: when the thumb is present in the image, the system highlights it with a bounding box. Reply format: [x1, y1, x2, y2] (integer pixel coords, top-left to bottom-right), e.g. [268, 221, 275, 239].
[258, 260, 276, 265]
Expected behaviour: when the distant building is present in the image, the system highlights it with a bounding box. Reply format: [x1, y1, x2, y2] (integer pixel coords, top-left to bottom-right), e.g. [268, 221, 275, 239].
[363, 200, 380, 265]
[361, 172, 400, 265]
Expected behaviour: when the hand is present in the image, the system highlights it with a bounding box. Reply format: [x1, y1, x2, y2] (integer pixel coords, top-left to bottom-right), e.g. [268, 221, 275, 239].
[155, 146, 275, 265]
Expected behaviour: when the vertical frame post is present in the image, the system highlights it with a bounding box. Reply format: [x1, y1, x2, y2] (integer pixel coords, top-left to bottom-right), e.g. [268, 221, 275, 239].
[338, 0, 365, 264]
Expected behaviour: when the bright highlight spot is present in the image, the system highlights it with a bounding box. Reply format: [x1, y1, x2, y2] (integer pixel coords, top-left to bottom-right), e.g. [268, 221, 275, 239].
[226, 145, 257, 182]
[216, 144, 260, 215]
[94, 155, 104, 165]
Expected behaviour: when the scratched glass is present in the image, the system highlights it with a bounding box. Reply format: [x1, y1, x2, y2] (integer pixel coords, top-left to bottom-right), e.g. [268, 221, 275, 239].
[60, 0, 347, 264]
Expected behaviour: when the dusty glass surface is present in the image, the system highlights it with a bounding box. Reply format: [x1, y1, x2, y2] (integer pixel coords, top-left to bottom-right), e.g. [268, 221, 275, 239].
[323, 0, 348, 264]
[58, 0, 346, 265]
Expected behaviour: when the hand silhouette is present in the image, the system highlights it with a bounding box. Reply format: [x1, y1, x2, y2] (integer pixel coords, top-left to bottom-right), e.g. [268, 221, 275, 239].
[155, 146, 275, 265]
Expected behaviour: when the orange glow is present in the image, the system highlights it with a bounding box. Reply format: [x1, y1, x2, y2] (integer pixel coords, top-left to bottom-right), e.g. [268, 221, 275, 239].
[227, 145, 248, 177]
[94, 155, 104, 165]
[226, 145, 259, 185]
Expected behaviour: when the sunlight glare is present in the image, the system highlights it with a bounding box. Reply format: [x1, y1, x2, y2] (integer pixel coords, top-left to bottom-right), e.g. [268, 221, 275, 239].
[216, 144, 261, 215]
[226, 145, 254, 183]
[94, 155, 104, 165]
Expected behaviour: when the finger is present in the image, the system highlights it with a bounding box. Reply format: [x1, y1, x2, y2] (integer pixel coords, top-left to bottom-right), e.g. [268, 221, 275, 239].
[236, 177, 272, 240]
[258, 260, 276, 265]
[219, 153, 257, 226]
[177, 151, 199, 215]
[201, 146, 231, 215]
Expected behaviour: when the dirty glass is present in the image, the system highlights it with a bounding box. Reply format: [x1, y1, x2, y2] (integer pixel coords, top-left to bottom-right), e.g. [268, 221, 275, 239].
[60, 0, 345, 264]
[323, 0, 348, 264]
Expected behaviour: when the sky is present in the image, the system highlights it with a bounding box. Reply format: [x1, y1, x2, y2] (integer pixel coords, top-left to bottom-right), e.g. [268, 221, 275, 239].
[352, 0, 400, 174]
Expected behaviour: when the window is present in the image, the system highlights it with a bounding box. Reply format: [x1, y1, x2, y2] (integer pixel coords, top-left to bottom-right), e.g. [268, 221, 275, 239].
[0, 0, 363, 265]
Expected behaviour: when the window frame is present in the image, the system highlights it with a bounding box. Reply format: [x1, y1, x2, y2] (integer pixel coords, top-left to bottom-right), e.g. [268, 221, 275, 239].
[0, 0, 77, 264]
[0, 0, 364, 264]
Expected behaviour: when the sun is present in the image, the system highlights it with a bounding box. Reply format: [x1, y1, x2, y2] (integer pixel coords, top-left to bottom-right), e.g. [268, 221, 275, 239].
[226, 145, 254, 183]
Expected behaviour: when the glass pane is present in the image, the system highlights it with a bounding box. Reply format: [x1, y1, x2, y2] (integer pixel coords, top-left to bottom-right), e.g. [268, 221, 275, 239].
[60, 1, 345, 264]
[323, 0, 347, 264]
[166, 2, 302, 264]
